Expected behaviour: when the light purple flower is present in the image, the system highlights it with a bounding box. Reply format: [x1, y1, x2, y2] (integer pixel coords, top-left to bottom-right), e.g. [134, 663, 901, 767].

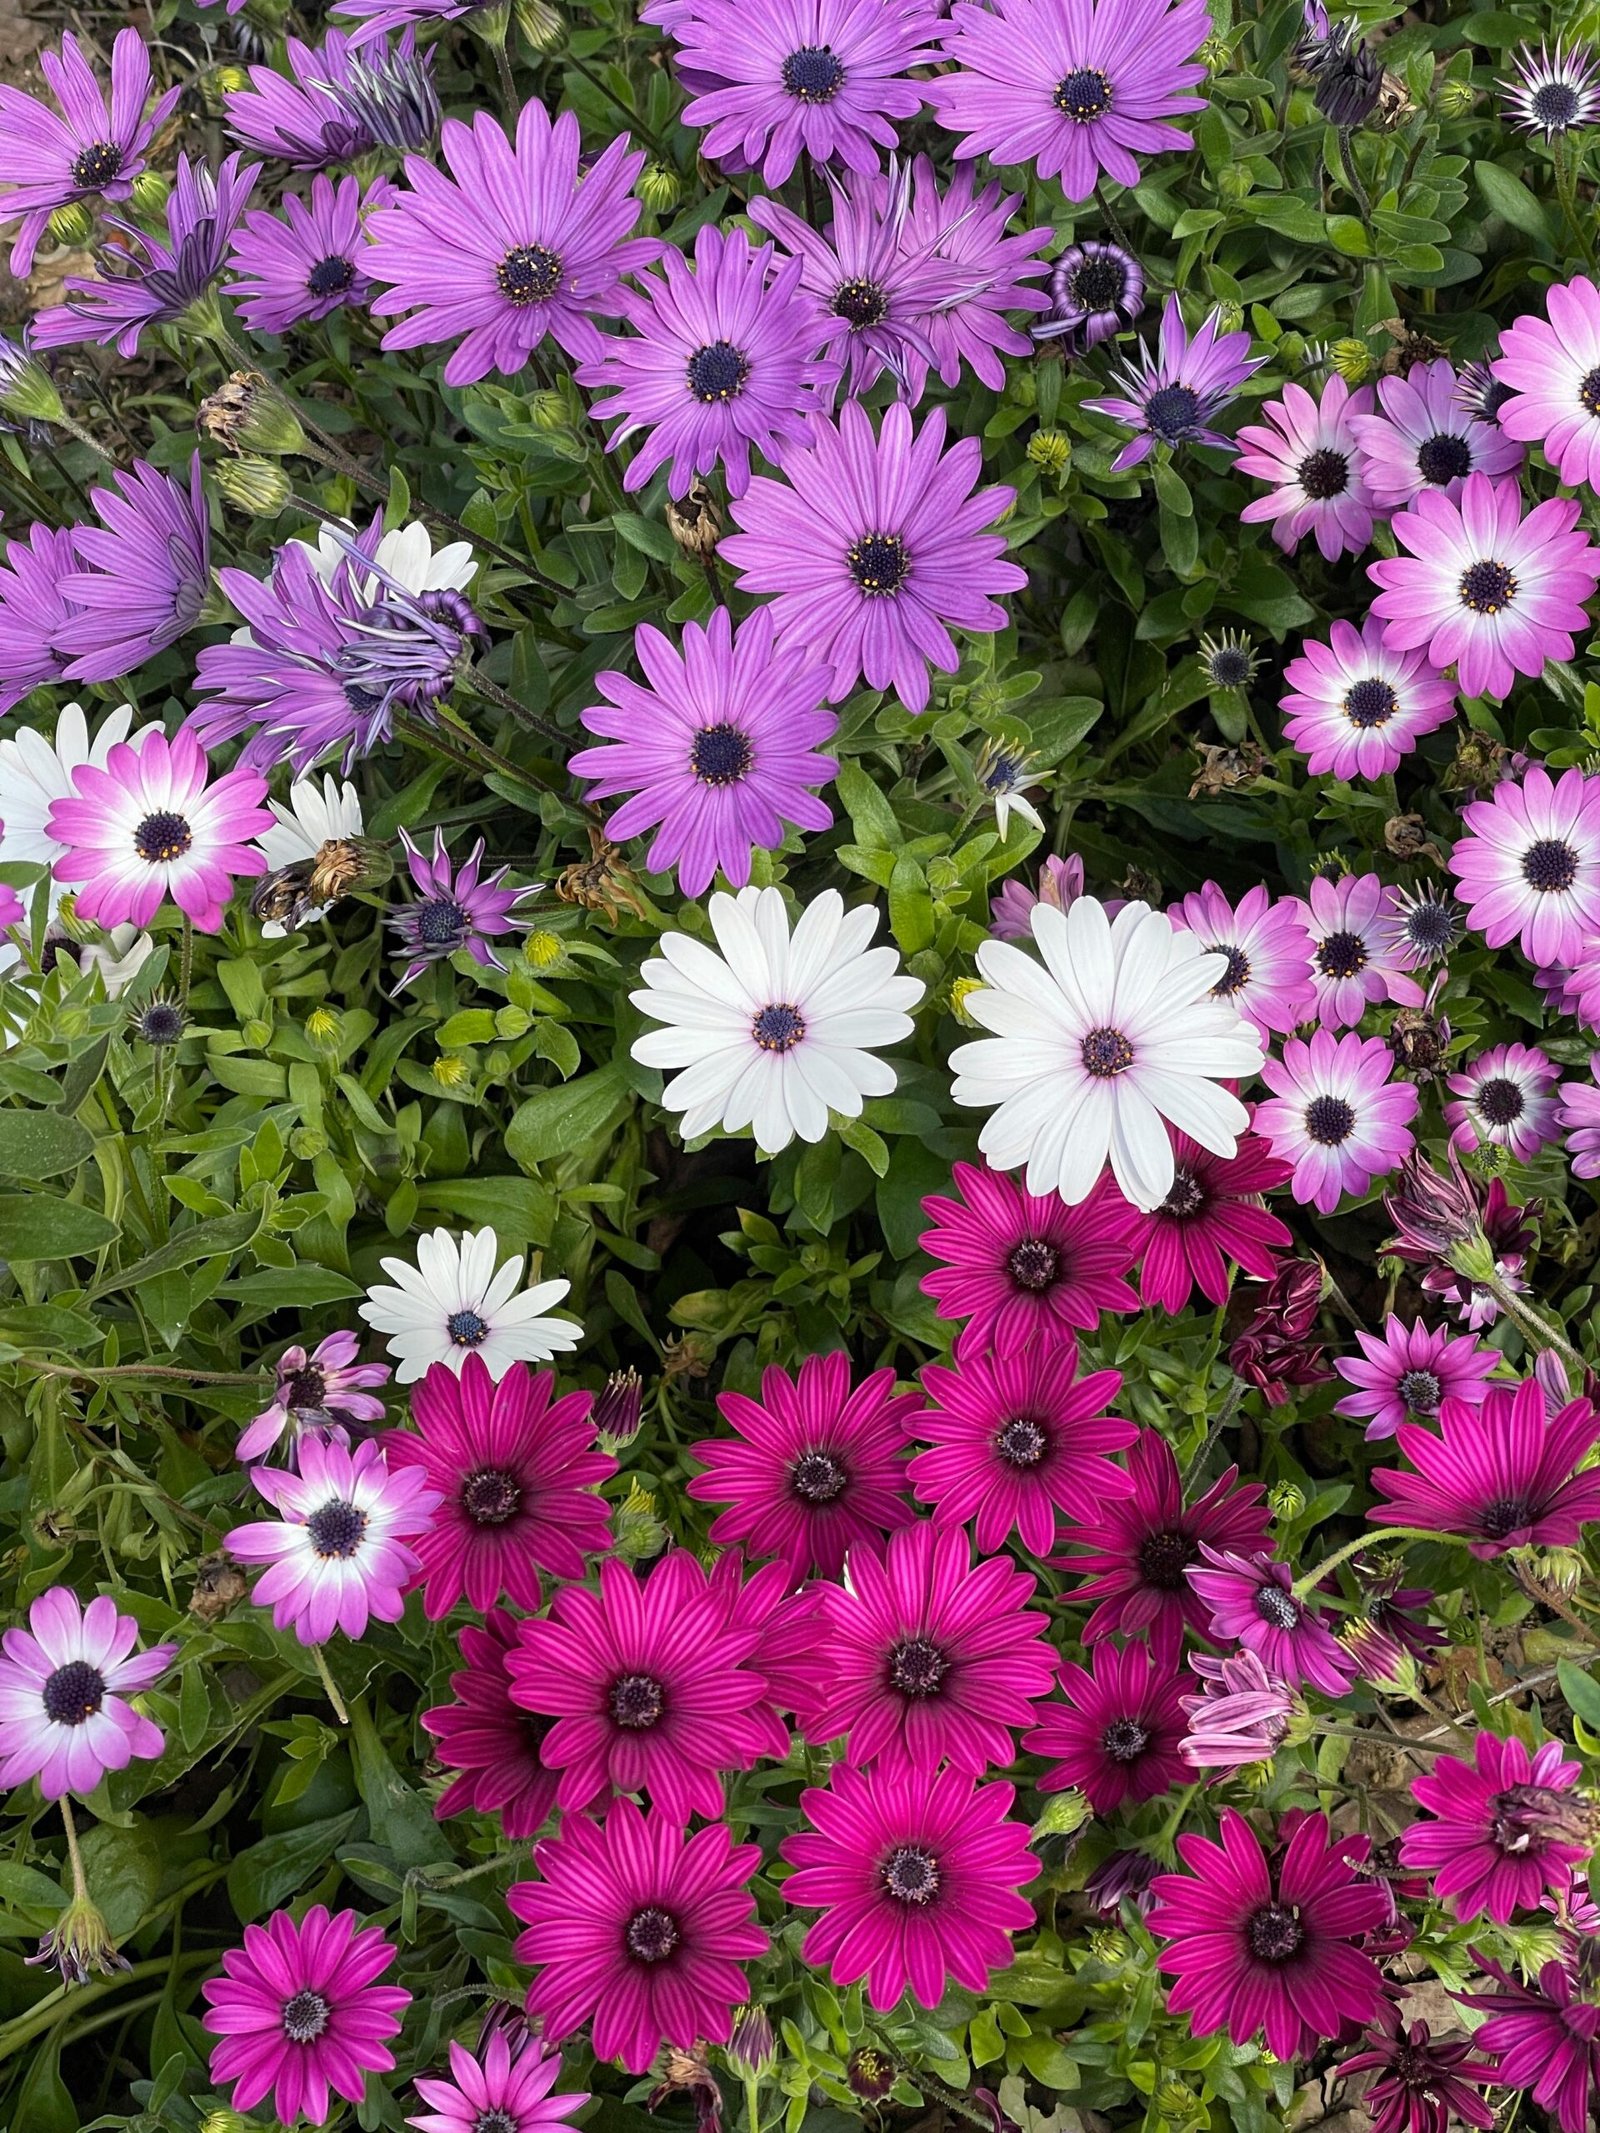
[1558, 1060, 1600, 1178]
[1236, 374, 1378, 562]
[1166, 881, 1316, 1039]
[388, 828, 538, 991]
[0, 522, 83, 711]
[1293, 872, 1423, 1031]
[0, 1588, 175, 1799]
[1185, 1549, 1357, 1697]
[224, 28, 437, 167]
[1348, 357, 1522, 513]
[1450, 765, 1600, 972]
[1445, 1041, 1561, 1162]
[1084, 295, 1265, 472]
[227, 172, 390, 335]
[1256, 1029, 1420, 1215]
[240, 1330, 391, 1466]
[1499, 39, 1600, 139]
[1333, 1315, 1495, 1441]
[1179, 1648, 1297, 1771]
[1280, 616, 1457, 782]
[54, 454, 211, 684]
[891, 156, 1052, 396]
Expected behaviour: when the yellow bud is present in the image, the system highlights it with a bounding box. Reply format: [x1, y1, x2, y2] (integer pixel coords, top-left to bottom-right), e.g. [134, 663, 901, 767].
[214, 456, 293, 517]
[1026, 428, 1071, 477]
[129, 170, 170, 219]
[1331, 336, 1375, 383]
[47, 200, 97, 248]
[433, 1054, 471, 1089]
[1435, 77, 1475, 117]
[948, 977, 985, 1027]
[639, 162, 682, 214]
[524, 929, 564, 969]
[305, 1005, 341, 1049]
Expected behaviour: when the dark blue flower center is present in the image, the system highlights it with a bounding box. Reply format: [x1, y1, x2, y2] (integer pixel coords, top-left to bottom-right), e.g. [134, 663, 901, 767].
[475, 2112, 520, 2133]
[686, 339, 748, 402]
[790, 1449, 848, 1503]
[1101, 1716, 1150, 1763]
[462, 1466, 522, 1525]
[1458, 559, 1517, 613]
[690, 722, 753, 784]
[1316, 928, 1368, 979]
[1522, 838, 1578, 892]
[1477, 1075, 1526, 1125]
[1402, 897, 1457, 952]
[1480, 1495, 1534, 1538]
[71, 140, 123, 190]
[1396, 1366, 1442, 1414]
[447, 1309, 488, 1346]
[609, 1672, 666, 1729]
[416, 897, 469, 946]
[832, 277, 888, 329]
[281, 1988, 332, 2043]
[42, 1660, 105, 1726]
[1303, 1094, 1356, 1145]
[1298, 448, 1349, 499]
[995, 1416, 1047, 1467]
[1254, 1583, 1301, 1631]
[752, 1002, 806, 1052]
[1343, 678, 1397, 727]
[1535, 81, 1583, 128]
[495, 244, 563, 305]
[1066, 253, 1126, 311]
[1081, 1026, 1134, 1078]
[283, 1364, 329, 1413]
[1416, 431, 1472, 483]
[847, 532, 908, 594]
[137, 1002, 186, 1046]
[1006, 1236, 1059, 1292]
[306, 254, 356, 298]
[782, 44, 844, 100]
[1161, 1169, 1207, 1220]
[1053, 67, 1113, 119]
[624, 1905, 680, 1962]
[888, 1637, 949, 1697]
[134, 810, 193, 864]
[306, 1498, 367, 1559]
[881, 1843, 940, 1905]
[1143, 384, 1203, 442]
[1211, 945, 1251, 995]
[1206, 646, 1254, 688]
[1139, 1528, 1197, 1589]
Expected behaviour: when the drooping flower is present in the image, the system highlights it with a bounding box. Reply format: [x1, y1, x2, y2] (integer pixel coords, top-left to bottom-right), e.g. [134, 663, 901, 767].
[1499, 40, 1600, 139]
[1186, 1548, 1357, 1697]
[240, 1329, 391, 1465]
[1227, 1259, 1338, 1405]
[1034, 238, 1144, 353]
[0, 523, 83, 711]
[1026, 1642, 1188, 1812]
[1083, 296, 1265, 472]
[1236, 374, 1378, 561]
[408, 2030, 588, 2133]
[1256, 1029, 1420, 1215]
[1449, 766, 1600, 972]
[359, 1226, 579, 1384]
[1400, 1730, 1591, 1924]
[1280, 617, 1459, 782]
[1294, 872, 1424, 1030]
[990, 851, 1087, 941]
[1348, 357, 1522, 512]
[1333, 1316, 1494, 1442]
[891, 157, 1052, 396]
[1385, 1152, 1539, 1333]
[1179, 1648, 1298, 1771]
[223, 28, 438, 167]
[1340, 1562, 1446, 1691]
[687, 1351, 920, 1582]
[1103, 1129, 1293, 1316]
[226, 171, 390, 334]
[1084, 1849, 1159, 1915]
[630, 885, 923, 1155]
[56, 455, 212, 684]
[951, 896, 1264, 1213]
[387, 828, 536, 992]
[202, 1906, 411, 2127]
[0, 1589, 174, 1800]
[571, 607, 837, 897]
[721, 399, 1025, 714]
[1444, 1041, 1561, 1161]
[781, 1762, 1035, 2009]
[1456, 1950, 1600, 2133]
[252, 772, 367, 939]
[1558, 1058, 1600, 1177]
[1149, 1810, 1388, 2060]
[1334, 2003, 1497, 2133]
[0, 702, 158, 920]
[1165, 881, 1317, 1039]
[422, 1608, 560, 1838]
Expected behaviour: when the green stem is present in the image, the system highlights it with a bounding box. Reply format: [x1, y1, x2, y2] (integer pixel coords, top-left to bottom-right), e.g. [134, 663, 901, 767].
[1483, 1269, 1589, 1376]
[462, 664, 568, 747]
[312, 1641, 349, 1726]
[1553, 133, 1595, 269]
[1182, 1376, 1244, 1487]
[1336, 127, 1373, 229]
[393, 710, 558, 802]
[59, 1798, 89, 1906]
[1292, 1525, 1455, 1598]
[31, 1360, 261, 1384]
[563, 54, 669, 155]
[51, 413, 118, 468]
[743, 2069, 763, 2133]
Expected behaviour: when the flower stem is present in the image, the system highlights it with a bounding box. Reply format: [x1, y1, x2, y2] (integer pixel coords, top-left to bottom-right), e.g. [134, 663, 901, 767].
[1483, 1270, 1589, 1376]
[59, 1799, 88, 1906]
[311, 1642, 349, 1726]
[743, 2069, 763, 2133]
[1336, 127, 1373, 228]
[1292, 1525, 1457, 1598]
[1182, 1376, 1244, 1487]
[462, 664, 568, 747]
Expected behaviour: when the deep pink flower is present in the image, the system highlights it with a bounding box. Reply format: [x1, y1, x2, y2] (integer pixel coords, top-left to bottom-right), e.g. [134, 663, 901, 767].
[1236, 374, 1377, 561]
[1458, 1949, 1600, 2133]
[1025, 1641, 1189, 1812]
[1450, 766, 1600, 972]
[421, 1609, 559, 1839]
[1401, 1730, 1590, 1924]
[1293, 872, 1424, 1031]
[1333, 2003, 1497, 2133]
[1102, 1128, 1292, 1314]
[1179, 1648, 1297, 1771]
[1333, 1315, 1495, 1441]
[0, 1588, 174, 1800]
[1256, 1029, 1420, 1216]
[1165, 881, 1316, 1039]
[1186, 1548, 1357, 1697]
[1367, 1378, 1600, 1557]
[408, 2029, 587, 2133]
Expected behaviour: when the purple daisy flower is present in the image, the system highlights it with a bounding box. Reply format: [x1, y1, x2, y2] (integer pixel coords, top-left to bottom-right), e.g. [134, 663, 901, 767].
[1236, 374, 1378, 562]
[721, 397, 1025, 713]
[578, 225, 840, 500]
[1457, 1951, 1600, 2133]
[226, 172, 390, 335]
[1402, 1731, 1590, 1925]
[1492, 275, 1600, 491]
[1084, 296, 1265, 471]
[54, 454, 211, 684]
[224, 28, 438, 168]
[1025, 1641, 1189, 1813]
[1444, 1041, 1561, 1161]
[409, 2031, 587, 2133]
[1255, 1029, 1420, 1215]
[1558, 1057, 1600, 1176]
[893, 156, 1052, 395]
[991, 851, 1087, 940]
[388, 829, 537, 991]
[364, 104, 659, 384]
[1166, 881, 1316, 1038]
[1450, 765, 1600, 972]
[1348, 357, 1522, 513]
[1335, 2004, 1497, 2133]
[0, 522, 83, 711]
[1034, 237, 1144, 352]
[0, 1588, 175, 1800]
[1334, 1315, 1494, 1441]
[1179, 1648, 1297, 1771]
[1186, 1548, 1357, 1697]
[929, 0, 1211, 196]
[1293, 872, 1424, 1031]
[1280, 616, 1458, 782]
[570, 606, 837, 897]
[32, 153, 257, 358]
[1499, 39, 1600, 138]
[0, 28, 179, 277]
[240, 1329, 391, 1465]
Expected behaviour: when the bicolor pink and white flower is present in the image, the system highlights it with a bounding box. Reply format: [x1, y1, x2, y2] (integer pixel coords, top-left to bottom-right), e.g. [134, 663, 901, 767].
[0, 1589, 174, 1800]
[1256, 1030, 1420, 1214]
[1449, 766, 1600, 972]
[1236, 374, 1377, 560]
[1280, 618, 1458, 782]
[1444, 1042, 1562, 1161]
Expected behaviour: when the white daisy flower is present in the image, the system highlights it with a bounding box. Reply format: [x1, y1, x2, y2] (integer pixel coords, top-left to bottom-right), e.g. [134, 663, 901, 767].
[254, 775, 366, 937]
[630, 884, 924, 1156]
[949, 895, 1266, 1212]
[76, 924, 156, 997]
[358, 1225, 579, 1384]
[0, 703, 160, 959]
[302, 518, 477, 599]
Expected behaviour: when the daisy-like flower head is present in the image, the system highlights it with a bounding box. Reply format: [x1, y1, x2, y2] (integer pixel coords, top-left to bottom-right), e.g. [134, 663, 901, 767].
[1198, 629, 1260, 693]
[1166, 881, 1316, 1038]
[928, 0, 1211, 196]
[1496, 274, 1600, 494]
[1334, 1315, 1495, 1441]
[1294, 871, 1424, 1029]
[895, 156, 1053, 396]
[226, 171, 390, 335]
[0, 523, 83, 711]
[1444, 1041, 1562, 1161]
[1557, 1057, 1600, 1177]
[1450, 765, 1600, 971]
[721, 399, 1026, 714]
[359, 1226, 578, 1385]
[1179, 1648, 1298, 1771]
[1104, 1127, 1293, 1315]
[951, 896, 1265, 1214]
[228, 1434, 442, 1644]
[1348, 357, 1522, 513]
[364, 103, 661, 384]
[409, 2030, 588, 2133]
[0, 1589, 175, 1800]
[1280, 617, 1458, 783]
[571, 607, 838, 898]
[223, 28, 438, 167]
[1367, 472, 1600, 703]
[0, 702, 158, 924]
[422, 1608, 560, 1838]
[1457, 1951, 1600, 2133]
[1335, 2004, 1498, 2133]
[56, 454, 212, 685]
[1500, 39, 1600, 137]
[388, 829, 537, 992]
[630, 885, 924, 1156]
[1084, 296, 1266, 472]
[1256, 1029, 1419, 1215]
[1391, 883, 1465, 971]
[252, 772, 366, 938]
[1400, 1731, 1591, 1926]
[1025, 1641, 1188, 1813]
[1235, 374, 1378, 562]
[240, 1328, 390, 1465]
[1034, 238, 1144, 353]
[1186, 1547, 1357, 1697]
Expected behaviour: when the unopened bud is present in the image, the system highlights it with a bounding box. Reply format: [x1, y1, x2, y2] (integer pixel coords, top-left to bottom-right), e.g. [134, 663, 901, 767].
[948, 976, 984, 1027]
[305, 1005, 341, 1049]
[1435, 77, 1475, 117]
[594, 1366, 643, 1449]
[666, 477, 722, 559]
[214, 455, 292, 517]
[514, 0, 564, 46]
[199, 371, 307, 457]
[1216, 165, 1254, 200]
[1027, 428, 1071, 477]
[432, 1054, 472, 1089]
[214, 63, 250, 95]
[129, 170, 170, 220]
[1213, 300, 1245, 336]
[638, 162, 681, 214]
[1032, 1788, 1090, 1840]
[726, 2004, 776, 2078]
[202, 2113, 253, 2133]
[1330, 336, 1374, 382]
[1268, 1480, 1305, 1521]
[614, 1478, 667, 1561]
[48, 199, 96, 248]
[0, 335, 64, 427]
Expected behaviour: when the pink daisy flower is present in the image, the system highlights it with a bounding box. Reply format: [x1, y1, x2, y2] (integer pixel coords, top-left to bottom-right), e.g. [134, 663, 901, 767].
[911, 1341, 1136, 1555]
[1103, 1128, 1293, 1315]
[781, 1761, 1035, 2010]
[806, 1519, 1057, 1774]
[1236, 374, 1377, 561]
[1333, 1316, 1495, 1441]
[1185, 1548, 1357, 1697]
[509, 1799, 765, 2073]
[408, 2030, 587, 2133]
[0, 1588, 174, 1800]
[1179, 1648, 1298, 1772]
[1256, 1030, 1420, 1215]
[687, 1351, 919, 1583]
[239, 1329, 389, 1466]
[1293, 872, 1424, 1031]
[1458, 1952, 1600, 2133]
[1165, 881, 1316, 1039]
[1444, 1040, 1562, 1161]
[1492, 272, 1600, 490]
[1349, 357, 1523, 512]
[1401, 1731, 1590, 1924]
[991, 851, 1087, 941]
[202, 1905, 411, 2127]
[1557, 1057, 1600, 1176]
[1449, 765, 1600, 971]
[1280, 617, 1458, 782]
[422, 1609, 559, 1839]
[917, 1160, 1140, 1357]
[382, 1354, 614, 1619]
[1025, 1641, 1189, 1813]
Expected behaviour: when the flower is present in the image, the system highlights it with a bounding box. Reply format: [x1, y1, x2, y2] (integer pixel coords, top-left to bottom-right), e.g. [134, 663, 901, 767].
[1342, 1566, 1445, 1691]
[364, 104, 659, 383]
[1186, 1548, 1357, 1696]
[226, 172, 390, 334]
[1026, 1642, 1188, 1812]
[1034, 238, 1144, 353]
[991, 851, 1087, 941]
[950, 895, 1264, 1212]
[1366, 1377, 1600, 1557]
[1236, 374, 1377, 561]
[781, 1762, 1035, 2009]
[804, 1519, 1056, 1774]
[1335, 2003, 1497, 2133]
[1385, 1152, 1539, 1333]
[228, 1435, 441, 1644]
[422, 1608, 560, 1838]
[1294, 873, 1424, 1030]
[687, 1351, 920, 1582]
[202, 1906, 411, 2127]
[928, 0, 1210, 195]
[223, 28, 438, 166]
[383, 1355, 614, 1618]
[721, 399, 1025, 714]
[1499, 40, 1600, 139]
[1301, 21, 1384, 122]
[359, 1226, 579, 1384]
[0, 1588, 174, 1799]
[1199, 630, 1260, 692]
[629, 885, 923, 1155]
[1367, 473, 1600, 702]
[918, 1160, 1140, 1355]
[409, 2031, 587, 2133]
[509, 1800, 765, 2073]
[975, 740, 1045, 837]
[0, 702, 158, 922]
[570, 607, 837, 897]
[1227, 1260, 1338, 1404]
[1400, 1731, 1590, 1924]
[1444, 1042, 1561, 1161]
[0, 523, 82, 710]
[1255, 1030, 1420, 1215]
[1104, 1129, 1293, 1315]
[0, 28, 179, 276]
[252, 772, 366, 938]
[1084, 1849, 1159, 1914]
[1333, 1316, 1494, 1442]
[45, 725, 272, 935]
[1457, 1951, 1600, 2133]
[1179, 1648, 1297, 1771]
[56, 455, 212, 683]
[1558, 1059, 1600, 1176]
[1149, 1810, 1388, 2060]
[891, 157, 1052, 396]
[1280, 618, 1458, 782]
[1165, 881, 1317, 1039]
[1349, 358, 1522, 512]
[240, 1329, 390, 1464]
[912, 1342, 1136, 1555]
[1391, 885, 1464, 970]
[1083, 296, 1265, 472]
[1492, 275, 1600, 492]
[387, 829, 536, 992]
[1450, 766, 1600, 972]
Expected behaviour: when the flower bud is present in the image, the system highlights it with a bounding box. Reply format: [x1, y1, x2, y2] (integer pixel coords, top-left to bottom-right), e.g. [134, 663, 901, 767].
[524, 929, 565, 970]
[1026, 428, 1071, 477]
[215, 456, 293, 517]
[0, 335, 64, 427]
[433, 1054, 472, 1089]
[514, 0, 565, 47]
[638, 162, 681, 214]
[1216, 164, 1254, 200]
[594, 1366, 643, 1448]
[1031, 1788, 1089, 1840]
[1213, 301, 1245, 337]
[129, 169, 170, 220]
[198, 371, 307, 457]
[727, 2004, 776, 2078]
[667, 477, 723, 559]
[1331, 336, 1374, 383]
[48, 199, 96, 248]
[1268, 1479, 1305, 1521]
[614, 1478, 668, 1560]
[948, 976, 984, 1027]
[201, 2113, 254, 2133]
[1435, 76, 1475, 117]
[305, 1005, 341, 1050]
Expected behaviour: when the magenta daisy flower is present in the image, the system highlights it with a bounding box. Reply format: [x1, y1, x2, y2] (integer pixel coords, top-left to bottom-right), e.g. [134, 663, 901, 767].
[1334, 2006, 1497, 2133]
[1458, 1952, 1600, 2133]
[1333, 1316, 1494, 1441]
[781, 1761, 1035, 2010]
[1445, 1041, 1561, 1160]
[1025, 1642, 1188, 1813]
[226, 171, 389, 334]
[928, 0, 1210, 196]
[409, 2031, 587, 2133]
[1558, 1059, 1600, 1176]
[388, 828, 534, 992]
[1367, 1376, 1600, 1557]
[382, 1354, 614, 1618]
[46, 726, 272, 936]
[1349, 357, 1522, 512]
[0, 1589, 174, 1800]
[1492, 274, 1600, 490]
[422, 1609, 559, 1838]
[918, 1161, 1140, 1356]
[1401, 1731, 1589, 1924]
[1179, 1648, 1298, 1772]
[202, 1906, 411, 2127]
[1236, 375, 1377, 561]
[1367, 473, 1600, 702]
[687, 1351, 919, 1582]
[509, 1800, 765, 2074]
[1103, 1128, 1293, 1315]
[0, 522, 87, 711]
[570, 606, 837, 897]
[1280, 617, 1458, 782]
[1149, 1810, 1388, 2060]
[722, 398, 1024, 713]
[364, 104, 659, 384]
[1293, 872, 1424, 1030]
[1165, 882, 1316, 1039]
[56, 454, 211, 684]
[912, 1343, 1136, 1555]
[240, 1328, 390, 1465]
[1450, 766, 1600, 971]
[806, 1519, 1056, 1773]
[1186, 1548, 1356, 1696]
[1256, 1030, 1420, 1216]
[1084, 297, 1265, 471]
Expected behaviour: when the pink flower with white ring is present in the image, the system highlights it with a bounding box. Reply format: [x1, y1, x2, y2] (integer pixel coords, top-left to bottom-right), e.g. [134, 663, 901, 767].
[1280, 617, 1457, 782]
[1444, 1042, 1562, 1162]
[0, 1588, 175, 1799]
[1256, 1030, 1420, 1214]
[1165, 881, 1316, 1039]
[1236, 374, 1377, 561]
[1557, 1059, 1600, 1178]
[1492, 273, 1600, 491]
[1449, 765, 1600, 971]
[1293, 872, 1423, 1032]
[1348, 357, 1522, 512]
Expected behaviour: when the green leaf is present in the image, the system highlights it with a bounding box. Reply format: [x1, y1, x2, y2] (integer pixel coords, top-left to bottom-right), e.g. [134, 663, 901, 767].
[226, 1812, 360, 1923]
[0, 1862, 67, 1917]
[0, 1303, 102, 1352]
[0, 1194, 118, 1261]
[506, 1061, 631, 1170]
[835, 759, 902, 852]
[436, 1009, 499, 1048]
[0, 1110, 93, 1178]
[349, 1702, 453, 1870]
[1558, 1659, 1600, 1733]
[1474, 160, 1554, 243]
[87, 1208, 260, 1300]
